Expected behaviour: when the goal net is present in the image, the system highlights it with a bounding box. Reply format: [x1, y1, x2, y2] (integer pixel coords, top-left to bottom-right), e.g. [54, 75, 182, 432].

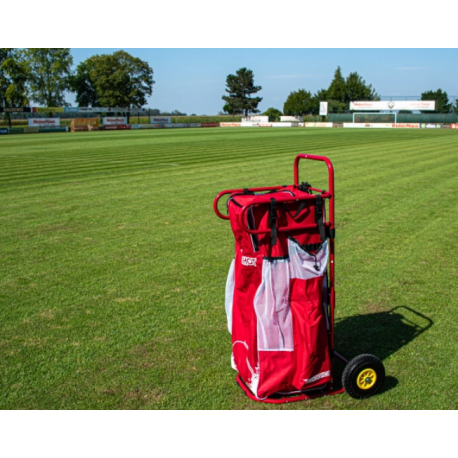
[352, 112, 396, 123]
[70, 118, 100, 132]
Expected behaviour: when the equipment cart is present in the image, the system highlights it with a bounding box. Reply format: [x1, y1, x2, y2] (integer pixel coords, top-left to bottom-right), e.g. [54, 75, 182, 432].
[213, 154, 385, 403]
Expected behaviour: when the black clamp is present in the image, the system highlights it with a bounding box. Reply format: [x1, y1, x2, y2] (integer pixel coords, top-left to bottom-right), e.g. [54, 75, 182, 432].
[315, 195, 326, 242]
[298, 182, 312, 194]
[270, 198, 277, 246]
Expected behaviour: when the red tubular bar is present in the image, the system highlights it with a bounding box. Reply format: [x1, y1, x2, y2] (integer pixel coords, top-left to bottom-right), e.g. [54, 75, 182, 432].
[294, 154, 336, 352]
[294, 154, 335, 227]
[213, 185, 286, 220]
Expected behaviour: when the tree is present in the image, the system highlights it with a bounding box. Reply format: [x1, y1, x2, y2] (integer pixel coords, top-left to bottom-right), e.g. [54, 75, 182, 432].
[323, 67, 347, 113]
[161, 109, 187, 116]
[323, 66, 379, 113]
[346, 71, 379, 102]
[327, 66, 347, 104]
[72, 50, 155, 108]
[283, 89, 314, 116]
[222, 67, 262, 116]
[222, 103, 237, 115]
[25, 48, 73, 107]
[71, 60, 97, 107]
[0, 48, 29, 127]
[421, 89, 453, 113]
[263, 107, 282, 121]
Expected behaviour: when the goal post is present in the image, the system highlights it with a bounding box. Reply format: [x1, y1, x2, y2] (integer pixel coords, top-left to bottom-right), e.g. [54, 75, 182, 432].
[352, 112, 397, 124]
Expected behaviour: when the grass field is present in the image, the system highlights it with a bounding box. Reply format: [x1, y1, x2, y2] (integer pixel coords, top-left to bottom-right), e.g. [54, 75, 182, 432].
[1, 127, 457, 409]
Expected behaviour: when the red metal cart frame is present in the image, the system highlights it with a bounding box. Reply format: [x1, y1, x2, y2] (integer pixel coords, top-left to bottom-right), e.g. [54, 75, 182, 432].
[213, 154, 384, 403]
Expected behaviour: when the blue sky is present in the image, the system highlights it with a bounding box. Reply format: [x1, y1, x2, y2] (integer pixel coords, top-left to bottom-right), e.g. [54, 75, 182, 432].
[69, 49, 458, 115]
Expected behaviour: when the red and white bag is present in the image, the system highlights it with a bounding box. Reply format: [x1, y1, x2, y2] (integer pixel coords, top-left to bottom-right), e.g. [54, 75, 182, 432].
[225, 185, 332, 399]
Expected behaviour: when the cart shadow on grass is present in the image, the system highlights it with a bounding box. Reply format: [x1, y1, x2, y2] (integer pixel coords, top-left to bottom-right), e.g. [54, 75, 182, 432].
[332, 306, 433, 395]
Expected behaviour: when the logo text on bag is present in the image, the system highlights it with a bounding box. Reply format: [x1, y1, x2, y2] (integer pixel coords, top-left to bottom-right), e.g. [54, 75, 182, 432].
[242, 256, 257, 267]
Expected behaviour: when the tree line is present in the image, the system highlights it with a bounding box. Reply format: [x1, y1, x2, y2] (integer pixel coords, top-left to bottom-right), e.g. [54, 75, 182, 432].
[1, 48, 155, 126]
[1, 49, 456, 127]
[221, 66, 457, 119]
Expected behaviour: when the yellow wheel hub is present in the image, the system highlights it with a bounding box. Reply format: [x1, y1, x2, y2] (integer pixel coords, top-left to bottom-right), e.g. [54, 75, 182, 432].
[356, 368, 377, 390]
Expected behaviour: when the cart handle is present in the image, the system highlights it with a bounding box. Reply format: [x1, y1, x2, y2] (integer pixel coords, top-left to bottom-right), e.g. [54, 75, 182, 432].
[294, 154, 334, 228]
[213, 155, 335, 225]
[213, 185, 285, 220]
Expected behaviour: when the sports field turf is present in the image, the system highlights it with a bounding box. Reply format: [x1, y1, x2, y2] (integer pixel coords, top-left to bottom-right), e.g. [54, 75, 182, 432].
[1, 127, 457, 409]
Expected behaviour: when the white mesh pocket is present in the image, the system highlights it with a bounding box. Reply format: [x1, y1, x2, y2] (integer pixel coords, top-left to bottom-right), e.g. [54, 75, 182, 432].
[225, 259, 235, 334]
[253, 240, 328, 352]
[289, 239, 328, 279]
[254, 259, 293, 351]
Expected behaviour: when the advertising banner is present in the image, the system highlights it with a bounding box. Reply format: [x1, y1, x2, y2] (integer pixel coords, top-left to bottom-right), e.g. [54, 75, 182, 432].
[241, 122, 259, 127]
[304, 122, 333, 128]
[64, 107, 79, 113]
[102, 117, 128, 126]
[79, 107, 129, 113]
[34, 107, 65, 113]
[201, 122, 219, 127]
[151, 117, 171, 124]
[38, 127, 68, 133]
[189, 123, 202, 128]
[132, 124, 165, 129]
[220, 122, 242, 127]
[103, 125, 131, 130]
[419, 123, 444, 129]
[343, 123, 393, 128]
[103, 107, 129, 113]
[259, 122, 298, 127]
[451, 124, 458, 129]
[0, 128, 8, 134]
[280, 116, 302, 122]
[8, 127, 24, 134]
[319, 102, 328, 116]
[350, 101, 436, 111]
[242, 116, 268, 122]
[94, 107, 124, 113]
[24, 127, 39, 133]
[28, 118, 61, 127]
[0, 107, 32, 113]
[392, 123, 420, 129]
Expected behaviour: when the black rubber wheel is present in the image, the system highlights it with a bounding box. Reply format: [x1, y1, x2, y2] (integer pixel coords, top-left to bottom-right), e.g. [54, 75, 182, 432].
[342, 354, 385, 399]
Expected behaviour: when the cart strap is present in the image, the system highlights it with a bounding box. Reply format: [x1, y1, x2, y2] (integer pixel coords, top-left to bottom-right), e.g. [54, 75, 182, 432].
[315, 195, 326, 242]
[292, 200, 306, 218]
[270, 198, 277, 246]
